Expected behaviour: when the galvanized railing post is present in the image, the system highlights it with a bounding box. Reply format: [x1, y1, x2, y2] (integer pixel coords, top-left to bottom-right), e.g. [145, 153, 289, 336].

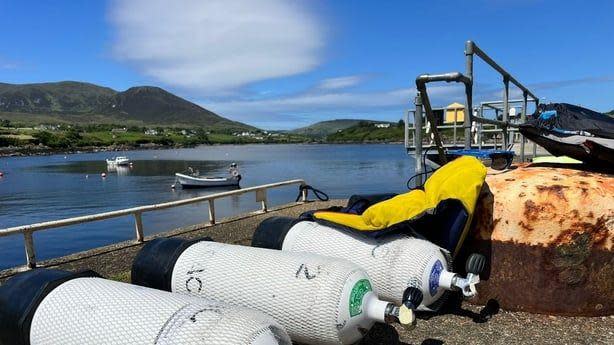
[464, 40, 474, 149]
[520, 91, 528, 161]
[404, 109, 410, 149]
[300, 185, 308, 202]
[414, 92, 424, 186]
[256, 189, 268, 212]
[133, 212, 144, 242]
[453, 111, 457, 147]
[208, 199, 216, 225]
[502, 76, 510, 149]
[23, 231, 36, 269]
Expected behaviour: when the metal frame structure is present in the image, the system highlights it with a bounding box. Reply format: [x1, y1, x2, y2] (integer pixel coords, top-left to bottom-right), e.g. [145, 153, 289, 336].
[0, 179, 309, 269]
[407, 41, 539, 184]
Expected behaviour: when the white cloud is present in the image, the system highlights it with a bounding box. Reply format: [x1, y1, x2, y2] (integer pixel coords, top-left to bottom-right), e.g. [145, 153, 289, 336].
[205, 84, 463, 129]
[0, 56, 19, 70]
[317, 75, 364, 90]
[109, 0, 323, 94]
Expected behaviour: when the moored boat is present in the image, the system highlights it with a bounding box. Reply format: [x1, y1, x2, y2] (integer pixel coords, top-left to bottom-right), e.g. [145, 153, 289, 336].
[174, 173, 241, 188]
[173, 163, 241, 188]
[106, 156, 131, 166]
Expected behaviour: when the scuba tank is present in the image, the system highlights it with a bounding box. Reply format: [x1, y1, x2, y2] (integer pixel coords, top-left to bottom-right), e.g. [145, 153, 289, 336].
[132, 238, 423, 345]
[252, 217, 485, 311]
[0, 268, 290, 345]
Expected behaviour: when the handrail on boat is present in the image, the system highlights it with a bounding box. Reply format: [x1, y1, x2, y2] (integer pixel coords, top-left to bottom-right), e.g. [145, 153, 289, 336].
[0, 179, 309, 269]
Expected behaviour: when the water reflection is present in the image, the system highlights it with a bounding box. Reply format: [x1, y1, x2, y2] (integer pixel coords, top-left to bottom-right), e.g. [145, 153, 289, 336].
[37, 160, 232, 177]
[0, 144, 414, 270]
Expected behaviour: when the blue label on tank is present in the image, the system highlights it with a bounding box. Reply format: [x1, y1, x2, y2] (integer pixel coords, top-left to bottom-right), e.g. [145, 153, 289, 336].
[429, 260, 443, 297]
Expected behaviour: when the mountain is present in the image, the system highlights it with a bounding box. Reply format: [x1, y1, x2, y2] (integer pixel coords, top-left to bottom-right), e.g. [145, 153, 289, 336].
[0, 81, 254, 131]
[290, 119, 392, 137]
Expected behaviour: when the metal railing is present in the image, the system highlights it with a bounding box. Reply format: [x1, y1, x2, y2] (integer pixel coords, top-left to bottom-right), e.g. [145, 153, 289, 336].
[406, 41, 540, 184]
[0, 179, 308, 269]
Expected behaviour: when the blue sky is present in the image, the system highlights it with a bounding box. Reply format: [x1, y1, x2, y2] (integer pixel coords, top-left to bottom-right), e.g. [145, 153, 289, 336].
[1, 0, 613, 129]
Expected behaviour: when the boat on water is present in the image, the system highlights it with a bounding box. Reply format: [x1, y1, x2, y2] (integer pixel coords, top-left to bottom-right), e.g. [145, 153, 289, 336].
[173, 163, 241, 188]
[106, 156, 131, 166]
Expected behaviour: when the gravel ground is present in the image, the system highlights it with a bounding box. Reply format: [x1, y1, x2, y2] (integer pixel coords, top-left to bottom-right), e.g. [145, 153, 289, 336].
[362, 298, 613, 345]
[1, 200, 611, 344]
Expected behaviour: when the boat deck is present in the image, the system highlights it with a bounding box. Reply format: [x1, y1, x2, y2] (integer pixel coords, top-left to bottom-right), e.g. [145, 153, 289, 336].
[0, 200, 611, 345]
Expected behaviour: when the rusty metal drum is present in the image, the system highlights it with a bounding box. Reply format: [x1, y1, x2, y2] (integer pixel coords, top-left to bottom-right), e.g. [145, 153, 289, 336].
[465, 163, 613, 316]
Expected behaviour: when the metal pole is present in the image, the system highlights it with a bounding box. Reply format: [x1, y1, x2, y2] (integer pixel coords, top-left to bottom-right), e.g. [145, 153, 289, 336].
[133, 212, 144, 242]
[414, 92, 424, 186]
[24, 231, 36, 269]
[208, 199, 215, 225]
[502, 77, 510, 149]
[478, 105, 484, 149]
[453, 110, 457, 147]
[404, 110, 410, 149]
[301, 186, 308, 202]
[520, 91, 528, 161]
[464, 41, 474, 149]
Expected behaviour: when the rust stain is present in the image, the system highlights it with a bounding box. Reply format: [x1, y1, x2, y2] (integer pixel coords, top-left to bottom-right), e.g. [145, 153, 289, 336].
[523, 200, 557, 222]
[553, 216, 609, 247]
[518, 220, 534, 232]
[535, 184, 569, 200]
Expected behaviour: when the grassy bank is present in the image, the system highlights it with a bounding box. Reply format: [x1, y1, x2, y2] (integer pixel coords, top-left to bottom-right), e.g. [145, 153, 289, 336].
[0, 123, 310, 153]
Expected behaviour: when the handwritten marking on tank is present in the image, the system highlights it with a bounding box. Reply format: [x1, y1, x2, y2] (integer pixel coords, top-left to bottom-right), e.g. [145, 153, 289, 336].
[371, 243, 390, 258]
[295, 264, 321, 280]
[186, 267, 205, 275]
[189, 307, 222, 323]
[186, 276, 203, 293]
[155, 304, 208, 345]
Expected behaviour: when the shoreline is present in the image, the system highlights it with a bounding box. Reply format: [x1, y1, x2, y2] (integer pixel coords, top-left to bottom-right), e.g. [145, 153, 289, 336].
[0, 140, 405, 158]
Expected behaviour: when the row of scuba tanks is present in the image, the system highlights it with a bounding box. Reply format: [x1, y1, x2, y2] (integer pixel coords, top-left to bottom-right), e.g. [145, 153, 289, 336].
[0, 217, 485, 345]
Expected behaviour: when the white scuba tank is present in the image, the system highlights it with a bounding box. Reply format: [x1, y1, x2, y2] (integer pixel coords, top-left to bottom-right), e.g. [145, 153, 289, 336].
[252, 217, 485, 312]
[132, 238, 423, 345]
[0, 269, 290, 345]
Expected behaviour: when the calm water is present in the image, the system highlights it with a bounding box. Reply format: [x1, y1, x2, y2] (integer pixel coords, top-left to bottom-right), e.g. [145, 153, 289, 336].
[0, 144, 414, 270]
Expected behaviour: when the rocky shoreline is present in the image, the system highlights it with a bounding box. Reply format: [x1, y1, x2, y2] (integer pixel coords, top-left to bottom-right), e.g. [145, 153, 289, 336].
[0, 142, 182, 157]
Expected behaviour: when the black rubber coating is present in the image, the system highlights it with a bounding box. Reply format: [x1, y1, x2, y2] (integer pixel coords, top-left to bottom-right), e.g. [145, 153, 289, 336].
[466, 253, 487, 275]
[0, 269, 99, 345]
[251, 216, 300, 250]
[402, 287, 424, 310]
[131, 237, 211, 291]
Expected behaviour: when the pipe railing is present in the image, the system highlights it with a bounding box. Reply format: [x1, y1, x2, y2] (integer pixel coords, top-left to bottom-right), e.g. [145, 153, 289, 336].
[0, 179, 308, 269]
[406, 41, 540, 180]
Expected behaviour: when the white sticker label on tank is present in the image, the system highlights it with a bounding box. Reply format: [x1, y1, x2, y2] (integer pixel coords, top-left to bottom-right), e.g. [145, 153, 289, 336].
[349, 279, 372, 317]
[429, 260, 443, 297]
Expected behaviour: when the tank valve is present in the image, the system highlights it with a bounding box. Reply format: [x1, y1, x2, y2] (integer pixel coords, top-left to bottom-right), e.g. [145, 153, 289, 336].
[384, 287, 423, 329]
[447, 253, 486, 298]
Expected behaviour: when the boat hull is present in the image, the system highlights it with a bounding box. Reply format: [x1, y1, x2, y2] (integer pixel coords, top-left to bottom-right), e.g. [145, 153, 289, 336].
[175, 173, 240, 188]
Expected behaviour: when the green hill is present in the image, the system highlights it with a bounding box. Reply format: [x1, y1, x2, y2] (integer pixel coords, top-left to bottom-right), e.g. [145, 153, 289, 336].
[0, 81, 254, 131]
[291, 119, 391, 137]
[326, 120, 404, 142]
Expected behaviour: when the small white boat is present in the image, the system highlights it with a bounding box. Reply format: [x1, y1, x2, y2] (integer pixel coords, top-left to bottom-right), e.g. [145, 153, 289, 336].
[174, 173, 241, 188]
[173, 164, 241, 188]
[106, 156, 130, 166]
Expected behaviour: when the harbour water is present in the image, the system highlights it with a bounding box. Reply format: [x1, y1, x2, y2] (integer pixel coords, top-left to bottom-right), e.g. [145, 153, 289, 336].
[0, 144, 414, 270]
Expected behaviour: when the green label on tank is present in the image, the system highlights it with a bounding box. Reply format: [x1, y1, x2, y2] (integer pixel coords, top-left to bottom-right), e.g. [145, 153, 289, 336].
[349, 279, 372, 317]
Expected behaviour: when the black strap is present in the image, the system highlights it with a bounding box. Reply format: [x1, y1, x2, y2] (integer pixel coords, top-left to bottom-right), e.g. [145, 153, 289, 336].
[296, 185, 329, 202]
